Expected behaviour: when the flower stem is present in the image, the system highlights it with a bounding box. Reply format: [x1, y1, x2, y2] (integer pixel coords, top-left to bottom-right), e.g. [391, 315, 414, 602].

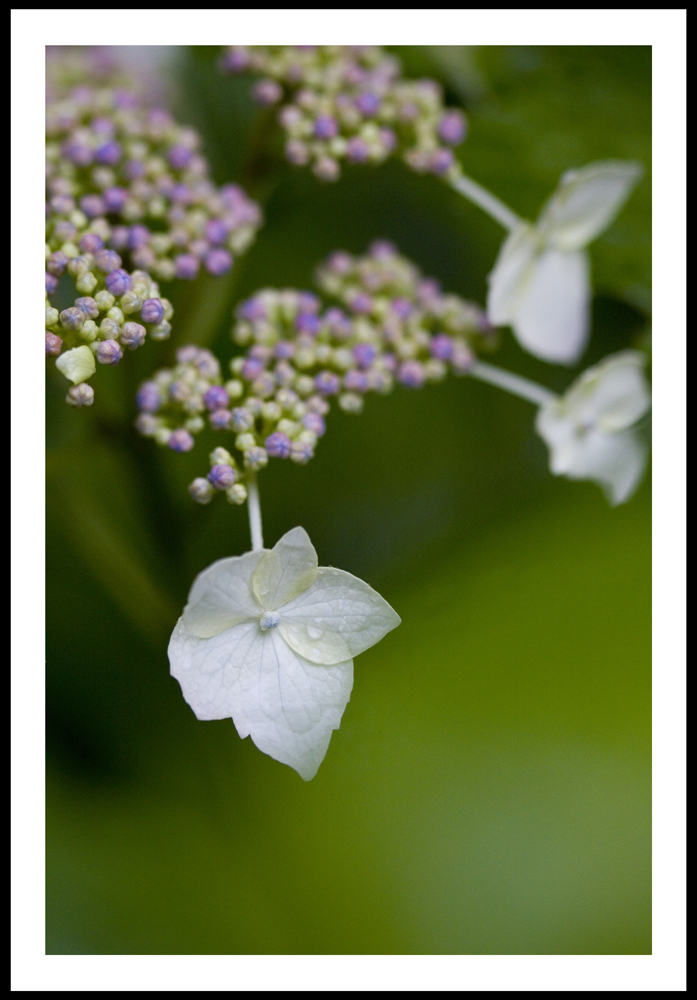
[448, 172, 522, 231]
[468, 360, 558, 408]
[247, 473, 264, 551]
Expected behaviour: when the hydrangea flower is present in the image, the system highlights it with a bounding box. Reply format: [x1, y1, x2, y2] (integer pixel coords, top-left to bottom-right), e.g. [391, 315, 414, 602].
[535, 351, 651, 505]
[487, 161, 643, 365]
[168, 527, 401, 779]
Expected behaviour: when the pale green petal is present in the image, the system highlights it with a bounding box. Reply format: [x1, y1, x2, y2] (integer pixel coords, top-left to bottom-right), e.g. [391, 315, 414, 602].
[565, 351, 651, 432]
[55, 345, 96, 384]
[278, 567, 401, 666]
[182, 550, 264, 638]
[252, 526, 318, 610]
[538, 160, 643, 252]
[512, 247, 590, 365]
[168, 620, 353, 781]
[486, 223, 538, 326]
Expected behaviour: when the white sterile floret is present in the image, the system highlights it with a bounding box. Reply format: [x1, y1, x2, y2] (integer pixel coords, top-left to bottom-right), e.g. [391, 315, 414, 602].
[55, 345, 96, 384]
[168, 527, 401, 780]
[487, 161, 643, 365]
[535, 350, 651, 505]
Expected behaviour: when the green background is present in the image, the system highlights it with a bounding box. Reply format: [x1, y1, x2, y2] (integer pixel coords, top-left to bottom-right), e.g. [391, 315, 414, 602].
[46, 46, 651, 954]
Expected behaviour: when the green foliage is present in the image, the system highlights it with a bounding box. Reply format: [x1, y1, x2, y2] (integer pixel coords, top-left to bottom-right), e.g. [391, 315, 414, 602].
[46, 45, 651, 954]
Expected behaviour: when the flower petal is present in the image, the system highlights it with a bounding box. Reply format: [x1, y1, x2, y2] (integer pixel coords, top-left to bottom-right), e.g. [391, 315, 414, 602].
[252, 526, 318, 611]
[55, 345, 96, 384]
[182, 550, 264, 638]
[168, 620, 353, 780]
[565, 351, 651, 432]
[538, 160, 643, 252]
[486, 223, 538, 326]
[512, 247, 590, 365]
[278, 567, 401, 665]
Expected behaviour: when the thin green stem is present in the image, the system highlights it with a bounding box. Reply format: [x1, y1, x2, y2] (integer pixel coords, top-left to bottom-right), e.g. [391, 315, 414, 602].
[247, 473, 264, 551]
[468, 360, 558, 408]
[448, 172, 522, 231]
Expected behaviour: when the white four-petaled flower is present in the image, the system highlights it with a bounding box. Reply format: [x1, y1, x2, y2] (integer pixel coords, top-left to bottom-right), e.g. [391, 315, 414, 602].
[536, 350, 651, 505]
[168, 527, 401, 780]
[487, 161, 643, 365]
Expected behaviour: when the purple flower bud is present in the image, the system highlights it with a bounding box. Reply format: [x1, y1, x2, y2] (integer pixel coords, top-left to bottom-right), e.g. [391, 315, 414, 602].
[66, 383, 95, 407]
[106, 268, 133, 296]
[195, 350, 220, 379]
[265, 432, 292, 459]
[109, 226, 130, 250]
[136, 381, 161, 412]
[223, 47, 249, 72]
[238, 297, 266, 322]
[54, 221, 77, 243]
[248, 345, 272, 363]
[141, 298, 165, 325]
[113, 89, 139, 109]
[313, 156, 340, 182]
[353, 343, 376, 368]
[168, 145, 194, 170]
[344, 369, 369, 392]
[172, 183, 193, 205]
[205, 218, 228, 244]
[231, 407, 255, 432]
[208, 464, 237, 489]
[286, 139, 310, 166]
[63, 141, 93, 167]
[398, 360, 426, 388]
[45, 272, 58, 295]
[350, 292, 373, 315]
[370, 240, 397, 258]
[355, 92, 381, 116]
[298, 292, 321, 314]
[302, 412, 326, 436]
[96, 339, 123, 365]
[391, 297, 413, 320]
[313, 115, 338, 140]
[274, 340, 295, 360]
[209, 409, 232, 429]
[241, 357, 264, 381]
[168, 429, 195, 453]
[305, 395, 330, 415]
[203, 385, 230, 411]
[325, 307, 353, 338]
[79, 194, 106, 218]
[91, 116, 115, 138]
[253, 79, 283, 105]
[121, 321, 146, 349]
[438, 109, 468, 146]
[429, 334, 454, 361]
[346, 137, 370, 164]
[95, 140, 122, 165]
[47, 251, 69, 277]
[126, 225, 150, 250]
[430, 148, 455, 175]
[79, 232, 104, 254]
[381, 352, 397, 372]
[189, 477, 214, 504]
[95, 249, 122, 273]
[379, 128, 397, 153]
[124, 159, 146, 180]
[314, 371, 341, 396]
[45, 331, 63, 356]
[75, 297, 99, 319]
[174, 253, 200, 279]
[451, 343, 475, 374]
[296, 313, 322, 336]
[417, 278, 441, 303]
[103, 187, 128, 213]
[290, 440, 314, 464]
[50, 194, 75, 216]
[205, 248, 233, 276]
[60, 307, 84, 331]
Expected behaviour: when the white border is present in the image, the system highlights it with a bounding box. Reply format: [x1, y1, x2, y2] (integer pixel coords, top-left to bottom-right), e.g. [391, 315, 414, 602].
[13, 9, 685, 992]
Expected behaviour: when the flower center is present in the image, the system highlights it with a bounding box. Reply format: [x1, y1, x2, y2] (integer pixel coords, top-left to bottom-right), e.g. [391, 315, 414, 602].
[259, 610, 281, 631]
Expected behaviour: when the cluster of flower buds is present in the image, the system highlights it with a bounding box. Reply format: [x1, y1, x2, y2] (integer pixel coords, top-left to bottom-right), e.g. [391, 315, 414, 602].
[136, 242, 491, 505]
[222, 46, 468, 182]
[46, 84, 263, 404]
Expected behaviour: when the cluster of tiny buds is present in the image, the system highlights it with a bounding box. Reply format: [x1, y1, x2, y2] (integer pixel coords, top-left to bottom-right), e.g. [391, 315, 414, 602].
[136, 242, 494, 505]
[222, 46, 467, 182]
[46, 84, 263, 403]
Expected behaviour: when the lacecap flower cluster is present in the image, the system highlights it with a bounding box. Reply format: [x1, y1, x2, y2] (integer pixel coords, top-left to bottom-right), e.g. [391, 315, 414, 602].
[135, 241, 492, 504]
[222, 46, 468, 182]
[46, 85, 262, 405]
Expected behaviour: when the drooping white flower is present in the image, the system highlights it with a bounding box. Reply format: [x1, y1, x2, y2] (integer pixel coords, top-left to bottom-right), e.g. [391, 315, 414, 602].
[487, 161, 643, 365]
[168, 527, 401, 780]
[535, 350, 651, 505]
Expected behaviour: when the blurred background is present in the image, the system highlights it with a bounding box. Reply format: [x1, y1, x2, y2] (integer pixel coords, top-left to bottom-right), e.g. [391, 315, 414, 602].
[46, 46, 651, 955]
